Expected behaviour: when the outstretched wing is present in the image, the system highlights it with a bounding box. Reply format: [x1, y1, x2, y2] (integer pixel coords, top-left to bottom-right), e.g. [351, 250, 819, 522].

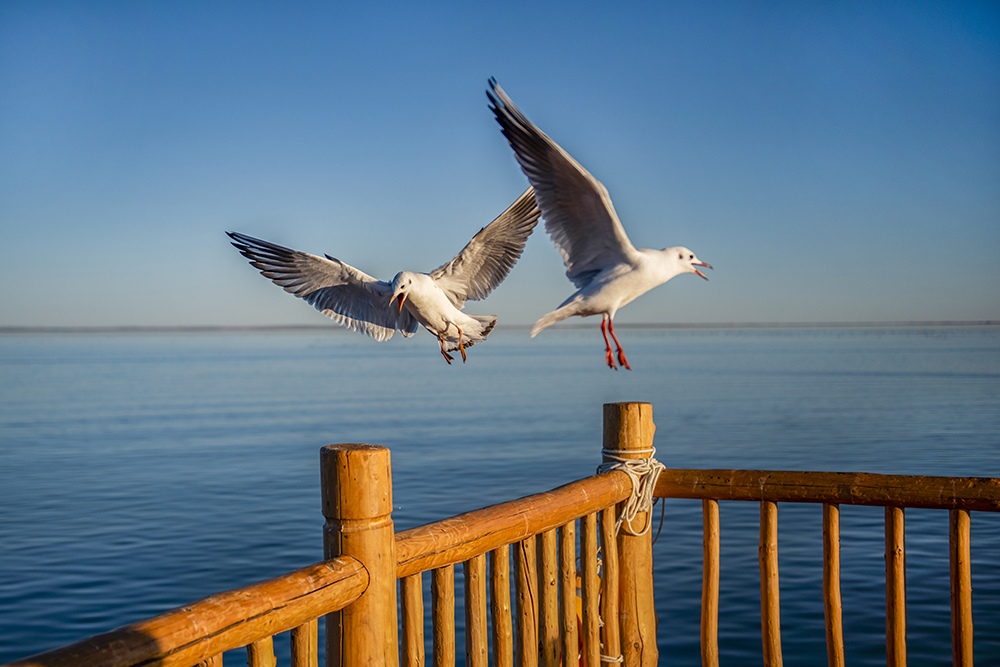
[488, 78, 641, 288]
[429, 187, 540, 308]
[227, 231, 418, 341]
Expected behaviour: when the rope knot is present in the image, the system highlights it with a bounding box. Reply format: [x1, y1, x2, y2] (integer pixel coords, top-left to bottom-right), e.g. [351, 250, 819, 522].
[597, 446, 665, 536]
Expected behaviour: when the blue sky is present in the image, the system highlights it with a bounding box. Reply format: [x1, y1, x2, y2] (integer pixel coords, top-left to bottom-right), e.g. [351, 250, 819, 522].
[2, 1, 998, 327]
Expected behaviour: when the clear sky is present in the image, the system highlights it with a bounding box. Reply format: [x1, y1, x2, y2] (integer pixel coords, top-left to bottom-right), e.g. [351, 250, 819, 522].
[2, 1, 998, 327]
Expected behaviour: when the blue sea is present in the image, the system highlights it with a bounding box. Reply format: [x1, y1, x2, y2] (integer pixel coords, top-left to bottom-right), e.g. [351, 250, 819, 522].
[1, 325, 998, 665]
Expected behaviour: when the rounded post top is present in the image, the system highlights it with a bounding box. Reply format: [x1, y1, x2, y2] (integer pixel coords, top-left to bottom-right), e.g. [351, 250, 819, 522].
[603, 402, 656, 457]
[321, 443, 393, 520]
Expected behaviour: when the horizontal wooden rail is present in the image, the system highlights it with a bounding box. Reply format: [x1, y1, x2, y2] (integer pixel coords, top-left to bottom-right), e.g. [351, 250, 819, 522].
[395, 471, 633, 577]
[655, 469, 1000, 511]
[6, 557, 368, 667]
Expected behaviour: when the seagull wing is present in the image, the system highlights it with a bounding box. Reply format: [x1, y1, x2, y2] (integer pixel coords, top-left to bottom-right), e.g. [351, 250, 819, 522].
[488, 79, 641, 289]
[227, 231, 412, 341]
[429, 187, 540, 308]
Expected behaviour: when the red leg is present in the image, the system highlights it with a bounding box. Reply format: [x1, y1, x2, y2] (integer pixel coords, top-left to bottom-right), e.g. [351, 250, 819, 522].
[456, 326, 467, 363]
[601, 317, 617, 370]
[437, 336, 453, 364]
[607, 318, 631, 370]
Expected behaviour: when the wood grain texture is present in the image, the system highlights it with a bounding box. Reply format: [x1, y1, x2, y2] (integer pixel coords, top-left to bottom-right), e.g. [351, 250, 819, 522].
[537, 530, 559, 667]
[580, 514, 600, 667]
[432, 566, 455, 667]
[490, 545, 514, 667]
[322, 444, 398, 667]
[5, 558, 366, 667]
[822, 504, 844, 667]
[759, 501, 782, 667]
[885, 506, 906, 667]
[514, 536, 538, 667]
[291, 620, 318, 667]
[701, 499, 719, 667]
[558, 522, 579, 667]
[246, 637, 275, 667]
[599, 509, 621, 666]
[950, 509, 973, 667]
[401, 574, 424, 667]
[396, 474, 632, 578]
[464, 555, 488, 667]
[605, 402, 658, 667]
[656, 469, 1000, 511]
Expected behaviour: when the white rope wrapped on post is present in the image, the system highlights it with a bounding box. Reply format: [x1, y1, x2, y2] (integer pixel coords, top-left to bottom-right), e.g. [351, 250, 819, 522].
[597, 446, 665, 536]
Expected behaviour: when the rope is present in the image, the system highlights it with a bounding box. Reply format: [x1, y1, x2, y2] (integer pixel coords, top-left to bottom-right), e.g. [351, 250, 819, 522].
[597, 446, 665, 537]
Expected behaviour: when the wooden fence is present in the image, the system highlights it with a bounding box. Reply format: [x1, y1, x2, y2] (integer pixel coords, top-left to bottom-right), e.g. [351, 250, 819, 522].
[4, 402, 998, 667]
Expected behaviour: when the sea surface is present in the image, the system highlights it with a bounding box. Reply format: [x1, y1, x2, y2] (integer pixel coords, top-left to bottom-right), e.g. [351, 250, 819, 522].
[1, 325, 998, 665]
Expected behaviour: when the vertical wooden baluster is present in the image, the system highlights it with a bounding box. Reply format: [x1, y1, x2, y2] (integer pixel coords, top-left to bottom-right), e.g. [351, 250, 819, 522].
[433, 565, 456, 667]
[538, 529, 560, 667]
[515, 535, 539, 667]
[247, 636, 276, 667]
[759, 500, 783, 667]
[581, 512, 600, 667]
[491, 544, 514, 667]
[604, 402, 658, 667]
[559, 521, 579, 667]
[465, 554, 489, 667]
[291, 619, 318, 667]
[321, 444, 398, 667]
[702, 499, 720, 667]
[823, 504, 845, 667]
[950, 508, 973, 667]
[885, 505, 907, 667]
[401, 573, 424, 667]
[600, 508, 621, 665]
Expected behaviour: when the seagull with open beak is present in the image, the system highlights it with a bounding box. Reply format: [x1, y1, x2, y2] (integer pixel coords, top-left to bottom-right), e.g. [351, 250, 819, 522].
[228, 188, 540, 364]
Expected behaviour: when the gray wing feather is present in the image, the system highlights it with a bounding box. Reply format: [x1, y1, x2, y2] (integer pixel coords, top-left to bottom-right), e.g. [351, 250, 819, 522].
[487, 78, 640, 289]
[429, 187, 540, 308]
[227, 231, 408, 342]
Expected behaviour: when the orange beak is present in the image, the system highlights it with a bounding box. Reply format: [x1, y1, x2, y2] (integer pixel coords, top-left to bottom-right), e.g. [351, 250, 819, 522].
[392, 292, 407, 312]
[693, 261, 712, 280]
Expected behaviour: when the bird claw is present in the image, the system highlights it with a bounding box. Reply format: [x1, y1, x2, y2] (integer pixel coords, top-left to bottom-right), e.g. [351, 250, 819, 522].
[617, 350, 631, 370]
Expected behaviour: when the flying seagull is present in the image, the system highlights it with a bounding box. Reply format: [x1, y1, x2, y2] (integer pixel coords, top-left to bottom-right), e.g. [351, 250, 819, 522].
[228, 188, 540, 364]
[487, 79, 712, 370]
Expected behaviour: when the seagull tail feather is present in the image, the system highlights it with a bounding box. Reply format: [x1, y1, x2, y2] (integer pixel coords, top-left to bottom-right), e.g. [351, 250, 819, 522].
[530, 306, 575, 338]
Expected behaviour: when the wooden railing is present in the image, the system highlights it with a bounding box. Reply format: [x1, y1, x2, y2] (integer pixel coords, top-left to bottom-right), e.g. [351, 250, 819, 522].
[658, 467, 999, 667]
[4, 402, 998, 667]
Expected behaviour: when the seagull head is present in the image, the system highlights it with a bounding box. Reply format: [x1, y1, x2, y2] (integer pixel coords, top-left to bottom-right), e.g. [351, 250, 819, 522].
[672, 247, 713, 280]
[390, 272, 416, 312]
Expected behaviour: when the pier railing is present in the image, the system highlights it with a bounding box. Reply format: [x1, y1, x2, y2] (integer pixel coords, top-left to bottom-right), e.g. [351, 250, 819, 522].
[5, 402, 998, 667]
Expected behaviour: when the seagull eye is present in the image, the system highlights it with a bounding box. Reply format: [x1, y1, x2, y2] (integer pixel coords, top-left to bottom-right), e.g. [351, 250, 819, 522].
[689, 255, 694, 259]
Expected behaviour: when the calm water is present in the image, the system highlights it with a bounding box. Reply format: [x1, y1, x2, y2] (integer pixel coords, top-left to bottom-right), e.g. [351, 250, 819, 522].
[1, 326, 998, 665]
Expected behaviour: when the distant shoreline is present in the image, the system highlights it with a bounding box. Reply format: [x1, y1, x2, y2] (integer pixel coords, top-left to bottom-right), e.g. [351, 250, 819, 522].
[1, 321, 997, 334]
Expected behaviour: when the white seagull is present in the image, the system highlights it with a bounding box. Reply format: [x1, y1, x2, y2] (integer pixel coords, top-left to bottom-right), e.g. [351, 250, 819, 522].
[488, 79, 712, 370]
[228, 188, 540, 364]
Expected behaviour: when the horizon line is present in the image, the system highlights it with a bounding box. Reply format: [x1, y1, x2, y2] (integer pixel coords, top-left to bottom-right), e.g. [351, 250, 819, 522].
[1, 321, 997, 335]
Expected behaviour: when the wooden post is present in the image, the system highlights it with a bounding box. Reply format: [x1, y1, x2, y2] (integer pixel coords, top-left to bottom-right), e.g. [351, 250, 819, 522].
[401, 574, 424, 667]
[759, 500, 782, 667]
[321, 444, 398, 667]
[822, 504, 845, 667]
[538, 529, 560, 667]
[950, 509, 973, 667]
[701, 499, 720, 667]
[885, 505, 906, 667]
[432, 566, 456, 667]
[604, 402, 658, 667]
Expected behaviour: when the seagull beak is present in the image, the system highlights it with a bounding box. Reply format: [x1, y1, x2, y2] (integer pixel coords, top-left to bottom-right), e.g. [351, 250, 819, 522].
[392, 292, 407, 312]
[693, 261, 712, 281]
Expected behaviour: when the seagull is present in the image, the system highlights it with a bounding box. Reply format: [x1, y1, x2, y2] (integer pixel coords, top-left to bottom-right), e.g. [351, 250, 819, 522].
[228, 188, 540, 364]
[487, 79, 712, 370]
